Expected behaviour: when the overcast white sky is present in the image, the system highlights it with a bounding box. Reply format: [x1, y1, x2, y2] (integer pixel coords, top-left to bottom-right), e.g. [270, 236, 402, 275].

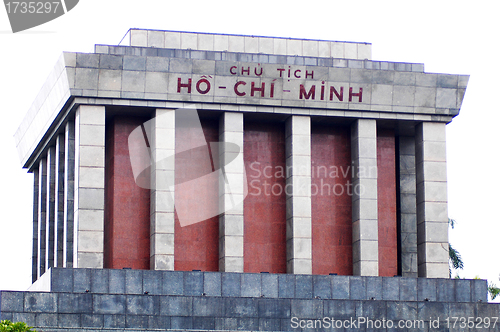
[0, 0, 498, 299]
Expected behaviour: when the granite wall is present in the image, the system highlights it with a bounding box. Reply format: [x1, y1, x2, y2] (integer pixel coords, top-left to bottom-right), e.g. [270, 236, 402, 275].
[1, 268, 498, 331]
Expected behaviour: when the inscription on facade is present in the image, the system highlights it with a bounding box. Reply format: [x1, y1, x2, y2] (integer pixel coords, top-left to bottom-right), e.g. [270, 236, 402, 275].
[174, 65, 363, 103]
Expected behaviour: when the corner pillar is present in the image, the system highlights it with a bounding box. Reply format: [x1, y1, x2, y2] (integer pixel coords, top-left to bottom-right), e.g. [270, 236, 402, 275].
[416, 122, 449, 278]
[74, 105, 106, 268]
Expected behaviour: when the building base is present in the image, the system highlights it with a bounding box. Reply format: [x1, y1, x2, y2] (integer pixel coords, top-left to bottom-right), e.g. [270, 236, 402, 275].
[1, 268, 498, 331]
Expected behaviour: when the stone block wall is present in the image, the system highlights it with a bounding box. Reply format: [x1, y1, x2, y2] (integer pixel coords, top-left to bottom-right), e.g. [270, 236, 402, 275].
[1, 268, 498, 331]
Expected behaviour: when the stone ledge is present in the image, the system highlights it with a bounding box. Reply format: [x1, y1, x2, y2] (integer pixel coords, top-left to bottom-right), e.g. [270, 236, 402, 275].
[95, 45, 423, 73]
[25, 268, 488, 303]
[124, 29, 372, 60]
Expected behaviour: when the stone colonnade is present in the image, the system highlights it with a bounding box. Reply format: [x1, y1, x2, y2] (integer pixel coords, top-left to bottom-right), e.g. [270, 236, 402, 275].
[31, 105, 449, 282]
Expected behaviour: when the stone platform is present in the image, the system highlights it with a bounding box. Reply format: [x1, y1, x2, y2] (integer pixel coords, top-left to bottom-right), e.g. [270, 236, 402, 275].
[1, 268, 499, 331]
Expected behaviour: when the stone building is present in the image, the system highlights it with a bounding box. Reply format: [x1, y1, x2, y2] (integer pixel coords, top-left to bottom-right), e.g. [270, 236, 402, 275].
[1, 29, 498, 331]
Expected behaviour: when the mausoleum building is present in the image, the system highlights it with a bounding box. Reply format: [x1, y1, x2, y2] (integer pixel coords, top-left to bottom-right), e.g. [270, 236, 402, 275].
[2, 29, 497, 332]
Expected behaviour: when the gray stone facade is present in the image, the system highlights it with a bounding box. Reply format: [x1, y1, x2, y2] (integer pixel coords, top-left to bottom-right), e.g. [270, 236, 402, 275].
[14, 33, 467, 169]
[1, 268, 497, 332]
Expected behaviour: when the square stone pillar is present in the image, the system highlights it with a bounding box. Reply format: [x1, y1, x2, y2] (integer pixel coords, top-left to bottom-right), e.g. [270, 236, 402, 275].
[219, 112, 245, 272]
[351, 119, 379, 276]
[74, 105, 106, 268]
[150, 109, 176, 270]
[416, 122, 449, 278]
[398, 136, 418, 277]
[37, 158, 47, 278]
[63, 120, 75, 268]
[32, 167, 39, 283]
[54, 134, 65, 267]
[285, 115, 312, 274]
[45, 146, 56, 270]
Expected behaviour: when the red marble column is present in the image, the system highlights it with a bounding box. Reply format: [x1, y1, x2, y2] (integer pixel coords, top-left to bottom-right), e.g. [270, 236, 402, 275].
[311, 125, 353, 275]
[243, 121, 287, 273]
[174, 118, 219, 272]
[377, 129, 398, 276]
[104, 116, 150, 269]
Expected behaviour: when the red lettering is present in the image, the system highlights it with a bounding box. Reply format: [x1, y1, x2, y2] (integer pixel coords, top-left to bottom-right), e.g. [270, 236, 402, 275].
[270, 82, 275, 98]
[254, 67, 263, 76]
[349, 87, 363, 102]
[234, 81, 246, 96]
[177, 78, 192, 93]
[305, 70, 314, 79]
[277, 68, 286, 77]
[294, 70, 301, 78]
[230, 66, 237, 75]
[330, 86, 344, 101]
[251, 82, 265, 97]
[299, 85, 315, 100]
[241, 67, 250, 75]
[320, 83, 325, 100]
[196, 78, 211, 94]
